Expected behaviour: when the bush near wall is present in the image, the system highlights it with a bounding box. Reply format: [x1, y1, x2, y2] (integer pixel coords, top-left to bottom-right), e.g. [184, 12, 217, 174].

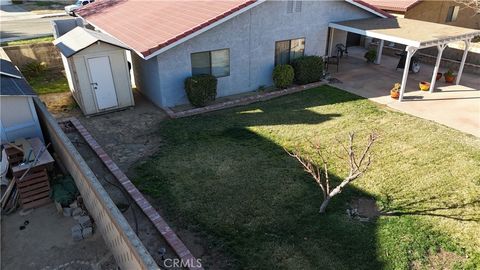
[184, 74, 217, 107]
[272, 64, 294, 89]
[291, 56, 324, 85]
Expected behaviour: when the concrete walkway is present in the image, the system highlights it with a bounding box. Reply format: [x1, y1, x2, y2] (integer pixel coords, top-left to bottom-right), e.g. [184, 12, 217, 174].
[330, 47, 480, 137]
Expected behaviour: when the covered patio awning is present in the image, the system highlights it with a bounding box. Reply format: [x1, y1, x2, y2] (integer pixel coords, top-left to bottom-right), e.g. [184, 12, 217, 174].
[329, 18, 480, 101]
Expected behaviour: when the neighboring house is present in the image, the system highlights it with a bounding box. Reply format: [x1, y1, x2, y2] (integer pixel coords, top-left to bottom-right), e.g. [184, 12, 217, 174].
[364, 0, 480, 29]
[76, 0, 388, 108]
[0, 51, 43, 144]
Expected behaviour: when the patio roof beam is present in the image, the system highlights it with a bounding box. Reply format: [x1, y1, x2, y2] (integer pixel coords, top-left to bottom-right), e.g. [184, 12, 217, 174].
[429, 44, 447, 93]
[399, 46, 417, 102]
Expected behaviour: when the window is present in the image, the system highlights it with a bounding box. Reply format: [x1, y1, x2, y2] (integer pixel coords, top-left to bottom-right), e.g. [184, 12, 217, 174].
[446, 6, 460, 22]
[191, 49, 230, 77]
[287, 0, 302, 13]
[275, 38, 305, 65]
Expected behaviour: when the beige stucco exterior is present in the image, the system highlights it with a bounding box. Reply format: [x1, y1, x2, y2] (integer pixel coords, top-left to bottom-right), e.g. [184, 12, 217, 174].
[396, 1, 480, 29]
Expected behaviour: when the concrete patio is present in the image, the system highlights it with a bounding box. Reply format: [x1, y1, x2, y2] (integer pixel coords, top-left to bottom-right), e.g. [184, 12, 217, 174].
[330, 47, 480, 137]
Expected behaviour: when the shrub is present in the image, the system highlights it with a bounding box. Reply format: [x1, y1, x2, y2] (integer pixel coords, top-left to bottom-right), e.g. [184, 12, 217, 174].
[291, 56, 324, 84]
[184, 74, 217, 107]
[272, 64, 294, 89]
[21, 61, 47, 78]
[364, 49, 376, 63]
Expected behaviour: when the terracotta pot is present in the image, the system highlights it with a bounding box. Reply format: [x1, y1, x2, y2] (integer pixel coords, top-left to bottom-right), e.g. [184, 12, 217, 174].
[390, 90, 399, 99]
[419, 81, 430, 91]
[436, 72, 442, 81]
[444, 74, 456, 83]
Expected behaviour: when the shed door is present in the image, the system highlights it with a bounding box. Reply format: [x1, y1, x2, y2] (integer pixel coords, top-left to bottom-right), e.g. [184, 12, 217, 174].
[87, 56, 118, 110]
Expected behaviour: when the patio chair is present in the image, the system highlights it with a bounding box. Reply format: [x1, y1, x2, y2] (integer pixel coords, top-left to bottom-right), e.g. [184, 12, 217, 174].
[325, 47, 342, 72]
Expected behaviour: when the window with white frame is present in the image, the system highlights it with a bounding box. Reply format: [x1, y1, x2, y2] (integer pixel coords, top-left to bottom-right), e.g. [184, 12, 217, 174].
[191, 49, 230, 77]
[446, 5, 460, 22]
[275, 38, 305, 65]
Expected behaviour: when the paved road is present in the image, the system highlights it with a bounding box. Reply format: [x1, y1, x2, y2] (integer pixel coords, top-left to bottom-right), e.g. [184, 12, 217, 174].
[1, 16, 68, 42]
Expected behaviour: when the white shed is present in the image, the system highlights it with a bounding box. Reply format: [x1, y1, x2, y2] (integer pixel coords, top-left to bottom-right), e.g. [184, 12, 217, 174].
[0, 55, 43, 144]
[54, 27, 134, 116]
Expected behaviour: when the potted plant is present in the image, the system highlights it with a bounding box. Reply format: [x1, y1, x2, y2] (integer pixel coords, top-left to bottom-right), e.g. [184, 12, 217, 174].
[364, 49, 377, 63]
[444, 69, 456, 83]
[436, 72, 442, 81]
[390, 83, 400, 99]
[419, 81, 430, 91]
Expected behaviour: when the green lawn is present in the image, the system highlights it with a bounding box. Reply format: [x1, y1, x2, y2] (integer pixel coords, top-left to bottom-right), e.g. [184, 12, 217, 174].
[134, 86, 480, 269]
[25, 71, 69, 95]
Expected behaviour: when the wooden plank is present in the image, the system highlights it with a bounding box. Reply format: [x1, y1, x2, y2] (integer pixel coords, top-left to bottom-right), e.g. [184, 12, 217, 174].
[17, 181, 49, 192]
[0, 179, 16, 208]
[21, 191, 50, 203]
[16, 175, 49, 188]
[16, 170, 46, 182]
[21, 197, 51, 209]
[19, 186, 50, 199]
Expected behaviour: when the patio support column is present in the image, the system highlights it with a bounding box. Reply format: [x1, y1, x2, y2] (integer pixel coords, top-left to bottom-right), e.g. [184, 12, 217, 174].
[399, 46, 418, 102]
[328, 27, 335, 56]
[375, 40, 384, 64]
[456, 38, 472, 85]
[429, 44, 447, 93]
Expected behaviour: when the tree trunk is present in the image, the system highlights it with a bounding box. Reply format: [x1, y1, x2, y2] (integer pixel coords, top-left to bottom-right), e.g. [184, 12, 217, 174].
[319, 196, 331, 213]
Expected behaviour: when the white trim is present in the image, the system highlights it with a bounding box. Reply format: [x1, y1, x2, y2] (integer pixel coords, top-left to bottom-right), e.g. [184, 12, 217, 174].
[329, 22, 421, 47]
[0, 71, 22, 79]
[345, 0, 388, 18]
[82, 0, 266, 60]
[143, 0, 265, 60]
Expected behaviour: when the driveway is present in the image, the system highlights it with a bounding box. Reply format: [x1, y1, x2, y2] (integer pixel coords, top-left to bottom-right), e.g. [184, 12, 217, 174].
[331, 47, 480, 137]
[0, 5, 67, 42]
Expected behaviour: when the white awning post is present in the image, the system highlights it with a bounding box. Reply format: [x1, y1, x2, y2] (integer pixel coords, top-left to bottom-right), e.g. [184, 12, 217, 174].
[429, 44, 447, 93]
[375, 39, 384, 64]
[456, 38, 472, 85]
[399, 46, 417, 102]
[328, 27, 335, 56]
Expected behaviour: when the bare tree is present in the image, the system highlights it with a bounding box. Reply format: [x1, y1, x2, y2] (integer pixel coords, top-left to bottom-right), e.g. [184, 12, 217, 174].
[285, 132, 378, 214]
[454, 0, 480, 12]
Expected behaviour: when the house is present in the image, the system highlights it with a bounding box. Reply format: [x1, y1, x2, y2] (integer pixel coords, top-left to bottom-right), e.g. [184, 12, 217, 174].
[76, 0, 389, 108]
[364, 0, 480, 29]
[0, 51, 43, 143]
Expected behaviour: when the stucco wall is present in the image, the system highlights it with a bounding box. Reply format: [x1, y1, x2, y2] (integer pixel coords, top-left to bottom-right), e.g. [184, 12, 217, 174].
[131, 53, 162, 107]
[135, 1, 374, 107]
[70, 42, 134, 115]
[405, 1, 480, 29]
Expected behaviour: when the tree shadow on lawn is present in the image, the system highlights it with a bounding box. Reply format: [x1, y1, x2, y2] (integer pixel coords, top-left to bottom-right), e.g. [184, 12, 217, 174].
[135, 87, 473, 269]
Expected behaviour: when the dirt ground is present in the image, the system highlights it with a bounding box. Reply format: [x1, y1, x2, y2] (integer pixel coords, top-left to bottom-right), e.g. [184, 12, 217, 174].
[1, 203, 116, 270]
[41, 90, 232, 269]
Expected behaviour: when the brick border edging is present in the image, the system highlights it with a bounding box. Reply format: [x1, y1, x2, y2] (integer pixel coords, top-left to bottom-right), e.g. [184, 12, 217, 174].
[63, 117, 203, 270]
[164, 81, 326, 118]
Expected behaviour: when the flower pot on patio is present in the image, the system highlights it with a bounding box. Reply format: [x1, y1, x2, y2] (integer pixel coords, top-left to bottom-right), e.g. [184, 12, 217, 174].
[390, 83, 400, 99]
[419, 81, 430, 91]
[436, 72, 442, 81]
[444, 70, 456, 84]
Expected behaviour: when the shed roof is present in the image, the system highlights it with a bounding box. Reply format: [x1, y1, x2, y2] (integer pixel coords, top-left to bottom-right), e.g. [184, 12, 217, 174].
[329, 17, 480, 48]
[362, 0, 421, 12]
[53, 26, 128, 58]
[0, 56, 36, 97]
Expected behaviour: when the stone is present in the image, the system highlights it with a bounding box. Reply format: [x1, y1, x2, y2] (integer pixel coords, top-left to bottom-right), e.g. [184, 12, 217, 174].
[63, 207, 73, 217]
[82, 227, 93, 239]
[78, 215, 92, 228]
[71, 224, 83, 241]
[72, 207, 83, 217]
[69, 201, 78, 209]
